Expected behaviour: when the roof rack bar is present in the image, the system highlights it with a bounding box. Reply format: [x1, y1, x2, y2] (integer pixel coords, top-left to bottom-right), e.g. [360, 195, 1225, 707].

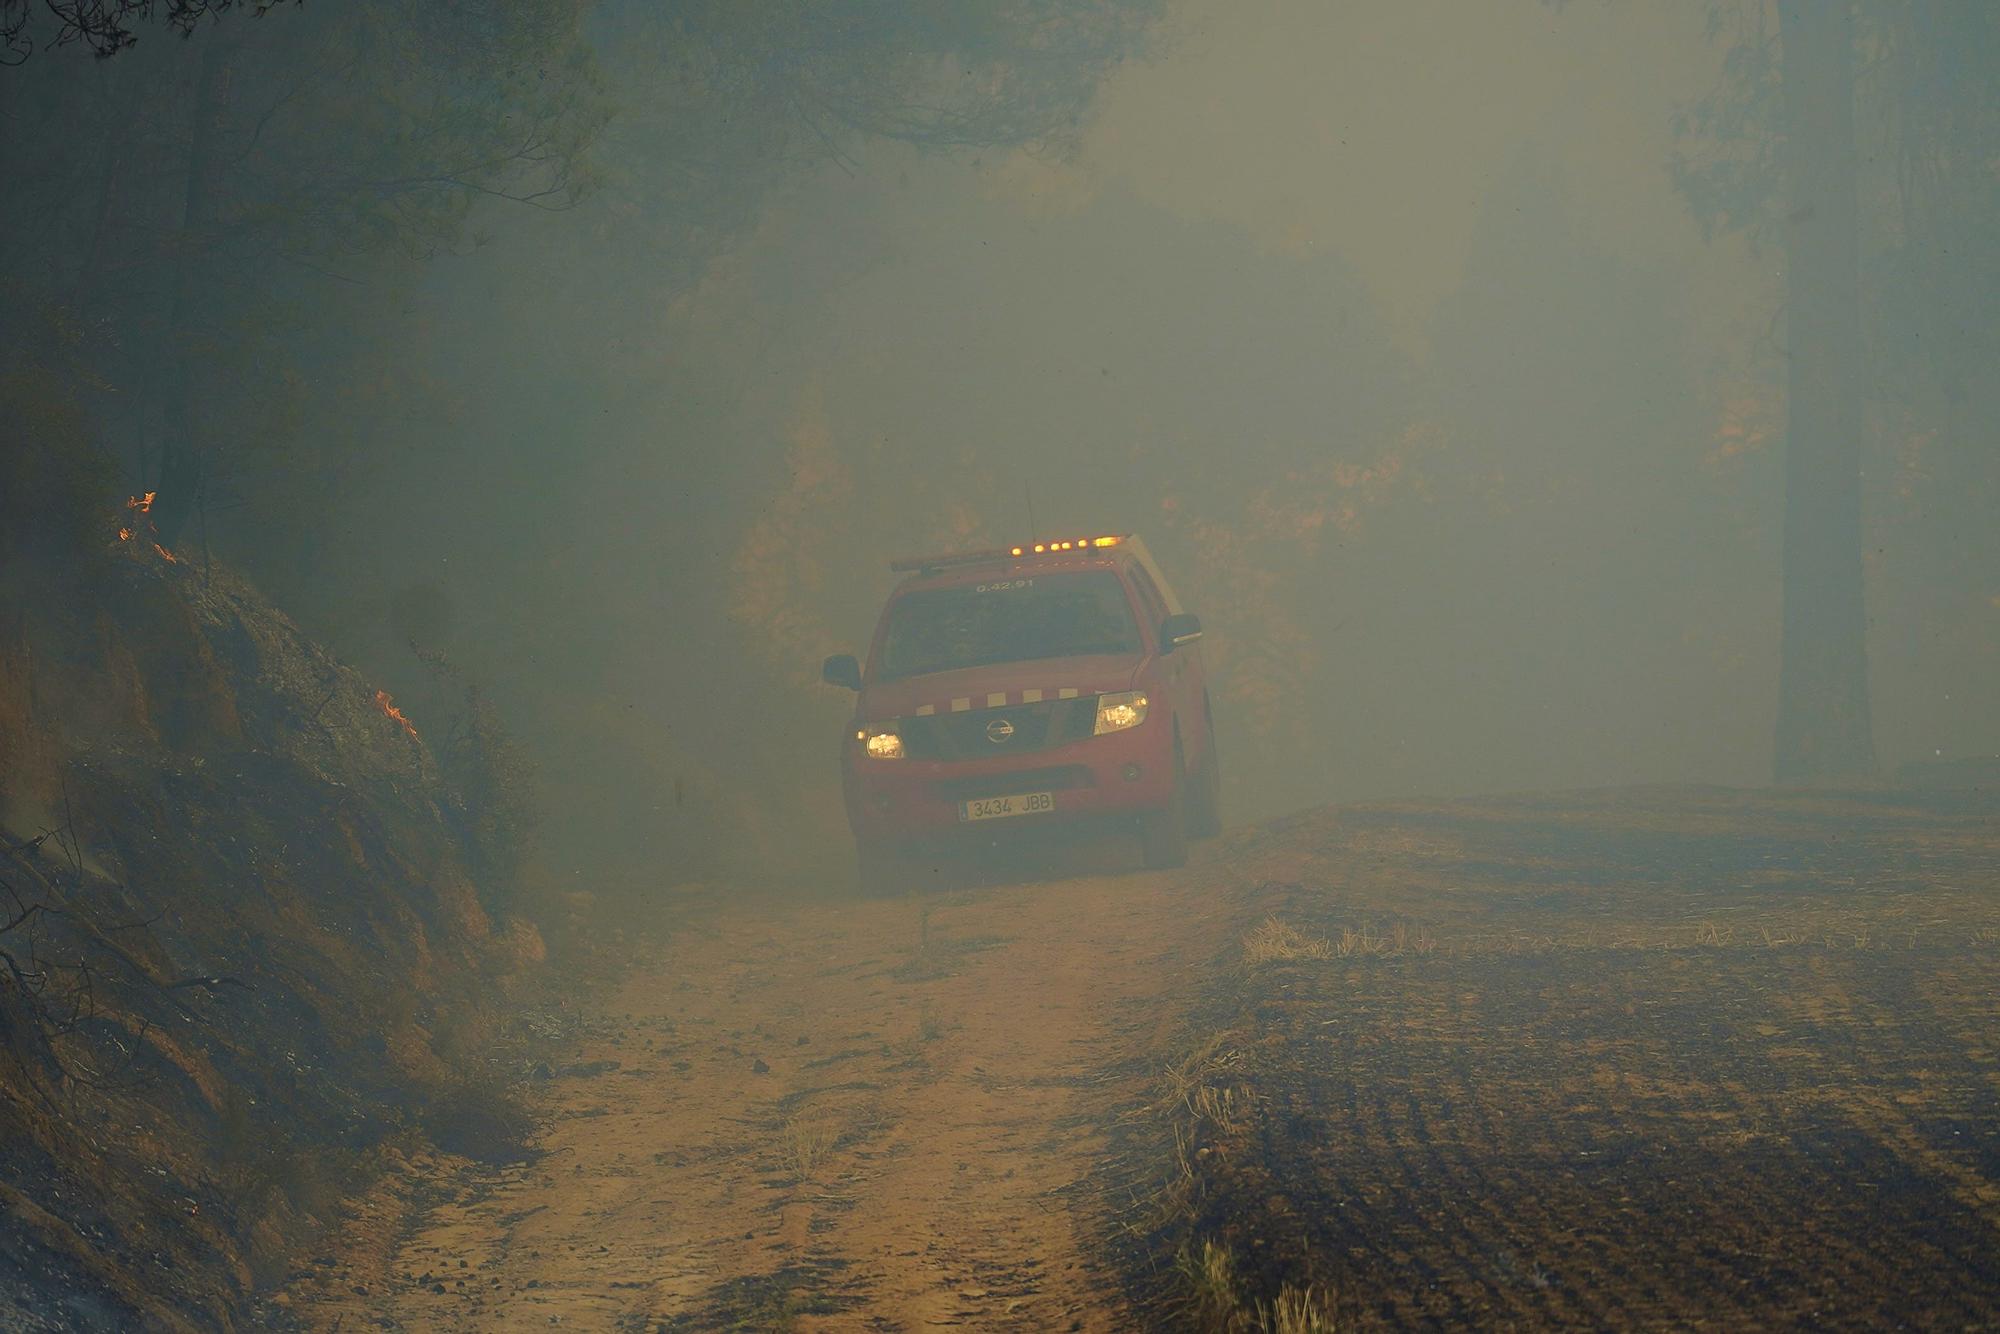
[888, 547, 1012, 573]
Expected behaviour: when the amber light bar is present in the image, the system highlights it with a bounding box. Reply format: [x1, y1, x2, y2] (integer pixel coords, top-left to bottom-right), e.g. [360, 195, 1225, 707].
[888, 534, 1125, 573]
[1010, 535, 1123, 557]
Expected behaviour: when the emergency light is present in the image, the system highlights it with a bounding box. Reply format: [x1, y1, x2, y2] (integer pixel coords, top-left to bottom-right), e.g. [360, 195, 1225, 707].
[889, 535, 1125, 573]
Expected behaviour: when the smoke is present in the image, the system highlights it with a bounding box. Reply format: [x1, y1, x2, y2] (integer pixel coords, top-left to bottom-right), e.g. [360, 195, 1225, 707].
[16, 0, 1991, 888]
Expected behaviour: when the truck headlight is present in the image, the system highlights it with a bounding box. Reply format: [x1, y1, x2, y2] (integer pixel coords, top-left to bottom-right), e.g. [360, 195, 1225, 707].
[860, 725, 905, 759]
[1093, 691, 1149, 735]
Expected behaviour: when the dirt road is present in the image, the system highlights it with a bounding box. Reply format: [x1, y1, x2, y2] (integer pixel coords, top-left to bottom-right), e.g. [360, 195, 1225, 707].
[282, 853, 1234, 1330]
[277, 786, 2000, 1330]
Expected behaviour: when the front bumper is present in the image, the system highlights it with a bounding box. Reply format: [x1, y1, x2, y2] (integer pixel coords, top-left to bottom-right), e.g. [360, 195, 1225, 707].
[841, 719, 1175, 845]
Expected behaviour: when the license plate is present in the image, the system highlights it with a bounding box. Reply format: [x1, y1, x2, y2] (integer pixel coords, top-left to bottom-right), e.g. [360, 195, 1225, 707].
[958, 791, 1056, 822]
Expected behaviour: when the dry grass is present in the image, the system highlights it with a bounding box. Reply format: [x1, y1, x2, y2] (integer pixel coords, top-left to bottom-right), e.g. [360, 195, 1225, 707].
[1242, 918, 1332, 963]
[1334, 923, 1436, 958]
[1136, 1036, 1251, 1234]
[1176, 1240, 1340, 1332]
[1176, 1239, 1240, 1328]
[1691, 918, 1887, 950]
[1160, 1035, 1245, 1115]
[1258, 1283, 1340, 1333]
[781, 1114, 842, 1183]
[1244, 917, 1438, 964]
[1189, 1083, 1250, 1136]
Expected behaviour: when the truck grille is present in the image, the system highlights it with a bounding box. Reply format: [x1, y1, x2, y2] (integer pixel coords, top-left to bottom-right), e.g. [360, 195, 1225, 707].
[933, 766, 1096, 802]
[901, 697, 1098, 761]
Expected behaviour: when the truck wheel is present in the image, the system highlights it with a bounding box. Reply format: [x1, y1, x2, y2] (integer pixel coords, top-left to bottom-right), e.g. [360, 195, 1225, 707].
[1139, 742, 1190, 870]
[1188, 714, 1223, 840]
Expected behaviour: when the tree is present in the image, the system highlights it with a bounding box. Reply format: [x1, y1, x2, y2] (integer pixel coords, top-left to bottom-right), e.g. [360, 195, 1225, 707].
[1675, 1, 1876, 783]
[3, 1, 1159, 552]
[1, 0, 607, 545]
[1769, 0, 1875, 783]
[1675, 0, 2000, 783]
[1, 0, 267, 62]
[5, 2, 1163, 885]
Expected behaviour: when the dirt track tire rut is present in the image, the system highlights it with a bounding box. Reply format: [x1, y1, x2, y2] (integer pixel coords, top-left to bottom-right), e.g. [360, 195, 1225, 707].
[285, 856, 1228, 1330]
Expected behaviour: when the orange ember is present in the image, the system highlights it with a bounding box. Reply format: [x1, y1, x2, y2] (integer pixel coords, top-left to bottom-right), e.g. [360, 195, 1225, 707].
[153, 544, 179, 564]
[373, 690, 419, 741]
[119, 492, 159, 544]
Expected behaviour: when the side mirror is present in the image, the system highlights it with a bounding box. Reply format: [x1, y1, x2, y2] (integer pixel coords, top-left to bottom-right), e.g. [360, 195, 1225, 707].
[1159, 612, 1203, 653]
[821, 653, 862, 690]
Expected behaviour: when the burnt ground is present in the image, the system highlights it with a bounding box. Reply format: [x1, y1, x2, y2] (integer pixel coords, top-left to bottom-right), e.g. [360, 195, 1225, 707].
[278, 784, 2000, 1330]
[1131, 786, 2000, 1329]
[1, 542, 550, 1332]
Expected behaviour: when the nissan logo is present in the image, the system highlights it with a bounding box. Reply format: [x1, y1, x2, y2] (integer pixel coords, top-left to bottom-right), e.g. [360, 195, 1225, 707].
[985, 718, 1016, 744]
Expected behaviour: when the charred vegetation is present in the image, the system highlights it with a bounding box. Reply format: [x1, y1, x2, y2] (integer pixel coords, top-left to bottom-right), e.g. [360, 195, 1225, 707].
[0, 373, 549, 1327]
[1101, 789, 2000, 1328]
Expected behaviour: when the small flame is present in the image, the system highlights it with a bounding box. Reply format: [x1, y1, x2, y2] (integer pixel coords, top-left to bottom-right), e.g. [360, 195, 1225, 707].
[119, 492, 158, 544]
[373, 689, 419, 741]
[153, 543, 179, 564]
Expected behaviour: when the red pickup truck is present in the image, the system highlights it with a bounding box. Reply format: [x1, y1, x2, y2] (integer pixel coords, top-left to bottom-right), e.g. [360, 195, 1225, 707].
[821, 534, 1221, 887]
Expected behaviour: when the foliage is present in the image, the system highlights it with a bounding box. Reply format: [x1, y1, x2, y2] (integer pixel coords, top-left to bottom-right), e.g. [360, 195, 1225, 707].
[1672, 1, 2000, 396]
[2, 1, 1165, 882]
[415, 645, 540, 912]
[640, 0, 1163, 156]
[1, 0, 1161, 549]
[0, 0, 280, 62]
[0, 0, 609, 544]
[1669, 3, 1784, 246]
[1861, 1, 2000, 405]
[1669, 0, 2000, 780]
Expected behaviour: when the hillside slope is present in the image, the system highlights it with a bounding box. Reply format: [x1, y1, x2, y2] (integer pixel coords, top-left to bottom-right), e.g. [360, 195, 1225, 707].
[1, 406, 541, 1329]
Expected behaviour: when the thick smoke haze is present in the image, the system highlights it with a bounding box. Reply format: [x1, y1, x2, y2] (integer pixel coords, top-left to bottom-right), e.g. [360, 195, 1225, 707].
[303, 1, 1977, 889]
[25, 0, 1993, 888]
[6, 2, 2000, 1326]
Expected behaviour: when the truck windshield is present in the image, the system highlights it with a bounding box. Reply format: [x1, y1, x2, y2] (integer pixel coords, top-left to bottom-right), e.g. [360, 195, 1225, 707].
[877, 571, 1141, 680]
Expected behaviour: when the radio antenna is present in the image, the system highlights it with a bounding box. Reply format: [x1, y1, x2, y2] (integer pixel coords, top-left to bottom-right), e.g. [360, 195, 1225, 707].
[1024, 484, 1038, 548]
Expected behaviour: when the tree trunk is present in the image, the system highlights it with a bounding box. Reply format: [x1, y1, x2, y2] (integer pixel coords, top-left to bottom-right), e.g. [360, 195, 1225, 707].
[73, 60, 138, 312]
[154, 34, 234, 549]
[1773, 0, 1876, 784]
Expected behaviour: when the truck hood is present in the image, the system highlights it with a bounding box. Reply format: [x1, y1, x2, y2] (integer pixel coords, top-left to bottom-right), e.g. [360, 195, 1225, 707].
[858, 654, 1145, 721]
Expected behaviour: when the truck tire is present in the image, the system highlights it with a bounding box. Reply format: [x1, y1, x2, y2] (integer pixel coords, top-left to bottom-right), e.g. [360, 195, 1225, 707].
[1140, 741, 1190, 870]
[1188, 713, 1223, 840]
